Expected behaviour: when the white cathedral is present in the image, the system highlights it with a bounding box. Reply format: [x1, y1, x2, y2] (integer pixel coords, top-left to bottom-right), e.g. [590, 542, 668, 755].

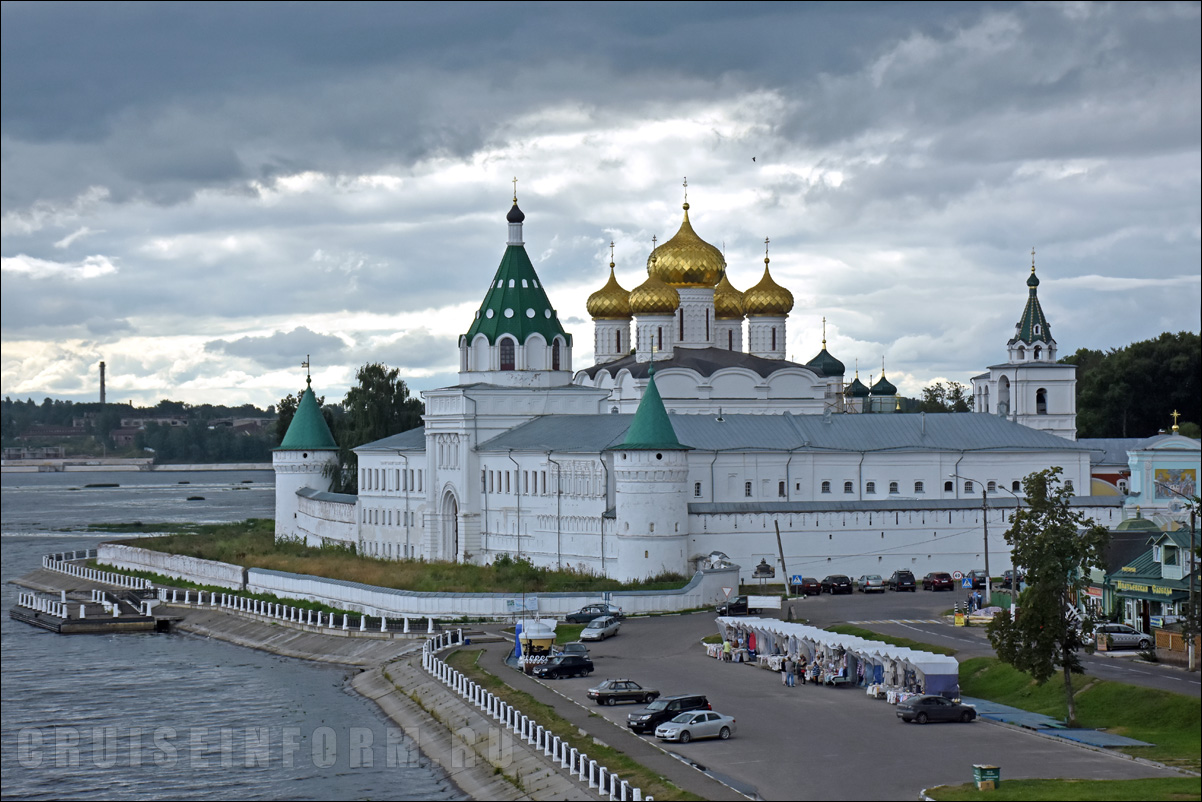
[273, 191, 1187, 582]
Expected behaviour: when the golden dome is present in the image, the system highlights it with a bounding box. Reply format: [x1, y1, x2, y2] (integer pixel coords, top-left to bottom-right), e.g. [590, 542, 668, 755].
[713, 272, 744, 319]
[743, 257, 794, 316]
[629, 272, 680, 315]
[646, 203, 726, 288]
[586, 263, 632, 319]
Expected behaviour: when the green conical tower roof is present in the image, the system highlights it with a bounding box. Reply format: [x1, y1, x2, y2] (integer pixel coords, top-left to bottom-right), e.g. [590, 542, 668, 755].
[1010, 266, 1053, 345]
[617, 366, 689, 451]
[277, 380, 338, 451]
[463, 203, 571, 346]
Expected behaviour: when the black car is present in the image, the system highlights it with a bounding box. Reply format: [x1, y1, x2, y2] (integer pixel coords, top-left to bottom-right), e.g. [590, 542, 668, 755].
[715, 595, 759, 615]
[588, 679, 661, 706]
[1001, 569, 1024, 589]
[896, 695, 976, 724]
[534, 654, 594, 679]
[627, 694, 711, 734]
[966, 569, 989, 590]
[820, 575, 853, 594]
[565, 603, 626, 624]
[887, 570, 917, 592]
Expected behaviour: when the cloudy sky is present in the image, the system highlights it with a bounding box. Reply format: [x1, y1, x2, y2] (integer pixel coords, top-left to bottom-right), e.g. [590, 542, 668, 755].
[2, 2, 1199, 409]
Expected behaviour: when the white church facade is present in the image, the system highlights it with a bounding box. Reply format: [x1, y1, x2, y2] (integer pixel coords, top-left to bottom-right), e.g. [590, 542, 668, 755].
[273, 192, 1179, 583]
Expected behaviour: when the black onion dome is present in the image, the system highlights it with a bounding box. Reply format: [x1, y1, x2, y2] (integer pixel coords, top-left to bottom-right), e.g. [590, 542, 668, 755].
[507, 203, 526, 223]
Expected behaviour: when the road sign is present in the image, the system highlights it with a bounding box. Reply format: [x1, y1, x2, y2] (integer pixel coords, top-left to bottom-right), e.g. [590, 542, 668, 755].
[962, 577, 974, 589]
[952, 570, 964, 581]
[790, 575, 804, 585]
[722, 587, 733, 599]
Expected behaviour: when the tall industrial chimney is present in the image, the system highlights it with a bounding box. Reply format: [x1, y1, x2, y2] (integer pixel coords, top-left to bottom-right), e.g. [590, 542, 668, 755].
[99, 361, 106, 405]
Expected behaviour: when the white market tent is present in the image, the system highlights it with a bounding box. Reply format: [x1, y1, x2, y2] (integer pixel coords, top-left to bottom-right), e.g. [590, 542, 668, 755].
[715, 616, 960, 696]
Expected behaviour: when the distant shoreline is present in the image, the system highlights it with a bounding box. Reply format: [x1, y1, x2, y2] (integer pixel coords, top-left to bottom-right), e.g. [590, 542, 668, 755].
[2, 460, 272, 473]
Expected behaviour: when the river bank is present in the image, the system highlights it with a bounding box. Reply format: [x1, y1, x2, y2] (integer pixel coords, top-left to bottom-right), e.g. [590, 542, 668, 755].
[10, 566, 590, 801]
[2, 460, 271, 473]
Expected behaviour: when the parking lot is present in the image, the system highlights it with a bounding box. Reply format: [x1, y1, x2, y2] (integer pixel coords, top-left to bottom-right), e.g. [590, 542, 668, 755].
[520, 589, 1189, 800]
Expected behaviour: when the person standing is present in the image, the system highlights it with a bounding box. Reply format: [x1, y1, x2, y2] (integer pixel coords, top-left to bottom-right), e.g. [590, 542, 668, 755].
[784, 655, 796, 687]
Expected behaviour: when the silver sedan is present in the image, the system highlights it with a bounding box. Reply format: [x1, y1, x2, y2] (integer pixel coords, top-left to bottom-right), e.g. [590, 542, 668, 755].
[654, 711, 737, 743]
[858, 574, 886, 593]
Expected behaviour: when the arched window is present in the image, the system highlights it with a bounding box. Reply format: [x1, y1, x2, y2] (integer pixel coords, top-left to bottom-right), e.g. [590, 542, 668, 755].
[964, 480, 974, 494]
[1012, 480, 1021, 492]
[679, 310, 685, 341]
[987, 481, 997, 493]
[1033, 345, 1042, 360]
[914, 481, 924, 494]
[615, 330, 621, 352]
[656, 327, 663, 351]
[552, 339, 561, 371]
[705, 309, 710, 341]
[843, 481, 854, 494]
[1036, 388, 1048, 414]
[744, 481, 753, 498]
[771, 327, 777, 351]
[866, 481, 876, 494]
[694, 482, 702, 497]
[944, 480, 954, 492]
[889, 481, 899, 494]
[821, 481, 831, 494]
[499, 338, 515, 371]
[1017, 345, 1026, 360]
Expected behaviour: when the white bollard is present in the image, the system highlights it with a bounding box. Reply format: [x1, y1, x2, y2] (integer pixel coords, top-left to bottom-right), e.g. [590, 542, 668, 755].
[589, 759, 598, 789]
[112, 605, 120, 618]
[403, 616, 410, 633]
[380, 616, 387, 633]
[308, 609, 314, 626]
[632, 789, 642, 801]
[79, 604, 86, 618]
[61, 590, 67, 603]
[599, 767, 608, 794]
[184, 591, 190, 605]
[359, 615, 366, 632]
[610, 773, 619, 801]
[621, 779, 630, 801]
[342, 614, 349, 630]
[317, 611, 324, 627]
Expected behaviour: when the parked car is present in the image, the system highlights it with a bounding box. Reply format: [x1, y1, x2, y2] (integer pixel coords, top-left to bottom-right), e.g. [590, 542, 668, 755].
[857, 574, 887, 593]
[627, 694, 712, 734]
[715, 595, 759, 615]
[534, 654, 595, 679]
[922, 572, 954, 591]
[896, 695, 977, 724]
[565, 603, 625, 624]
[1091, 623, 1152, 650]
[791, 577, 823, 596]
[588, 679, 660, 706]
[966, 569, 990, 590]
[555, 641, 590, 658]
[580, 615, 622, 641]
[887, 570, 917, 592]
[1001, 569, 1024, 589]
[655, 711, 737, 743]
[821, 575, 853, 594]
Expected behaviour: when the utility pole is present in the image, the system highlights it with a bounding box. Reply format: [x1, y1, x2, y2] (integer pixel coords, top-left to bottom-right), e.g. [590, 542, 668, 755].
[982, 488, 991, 607]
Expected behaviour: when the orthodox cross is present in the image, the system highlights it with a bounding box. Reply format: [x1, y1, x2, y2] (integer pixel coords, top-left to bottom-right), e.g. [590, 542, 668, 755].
[512, 176, 518, 203]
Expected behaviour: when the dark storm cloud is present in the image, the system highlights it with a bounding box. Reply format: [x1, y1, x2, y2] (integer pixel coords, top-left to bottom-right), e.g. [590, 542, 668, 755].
[205, 326, 347, 369]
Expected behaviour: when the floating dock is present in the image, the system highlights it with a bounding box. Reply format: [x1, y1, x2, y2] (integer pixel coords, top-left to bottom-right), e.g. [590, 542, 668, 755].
[10, 589, 168, 634]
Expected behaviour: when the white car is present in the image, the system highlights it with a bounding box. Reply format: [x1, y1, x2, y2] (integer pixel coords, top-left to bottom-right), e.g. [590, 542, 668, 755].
[654, 711, 737, 743]
[580, 615, 622, 641]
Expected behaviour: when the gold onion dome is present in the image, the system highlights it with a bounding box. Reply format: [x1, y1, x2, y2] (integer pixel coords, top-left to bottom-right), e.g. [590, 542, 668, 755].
[713, 273, 745, 319]
[646, 202, 726, 288]
[743, 257, 794, 316]
[629, 272, 680, 315]
[586, 262, 632, 319]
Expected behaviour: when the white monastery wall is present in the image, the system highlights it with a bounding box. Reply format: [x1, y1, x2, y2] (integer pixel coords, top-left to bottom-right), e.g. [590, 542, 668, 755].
[98, 542, 245, 590]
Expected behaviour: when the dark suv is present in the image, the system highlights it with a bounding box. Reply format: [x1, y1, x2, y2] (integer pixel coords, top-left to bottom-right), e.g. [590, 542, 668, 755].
[887, 570, 917, 592]
[820, 575, 853, 594]
[627, 694, 711, 734]
[534, 654, 594, 679]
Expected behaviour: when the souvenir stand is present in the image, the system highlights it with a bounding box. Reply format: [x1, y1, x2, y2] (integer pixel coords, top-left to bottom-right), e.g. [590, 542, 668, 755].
[714, 617, 960, 702]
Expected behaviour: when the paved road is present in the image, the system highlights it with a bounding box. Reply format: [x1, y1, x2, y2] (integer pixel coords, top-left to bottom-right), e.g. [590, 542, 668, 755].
[519, 591, 1192, 800]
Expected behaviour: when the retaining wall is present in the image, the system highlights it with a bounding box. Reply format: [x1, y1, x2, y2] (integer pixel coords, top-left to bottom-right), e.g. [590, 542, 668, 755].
[98, 543, 246, 590]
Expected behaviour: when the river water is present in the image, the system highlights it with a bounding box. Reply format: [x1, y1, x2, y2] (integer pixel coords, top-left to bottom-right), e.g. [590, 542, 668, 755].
[0, 470, 461, 801]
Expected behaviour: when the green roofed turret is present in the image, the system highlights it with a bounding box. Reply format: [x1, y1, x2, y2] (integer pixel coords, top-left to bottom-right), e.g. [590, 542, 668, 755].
[617, 365, 690, 451]
[277, 379, 338, 451]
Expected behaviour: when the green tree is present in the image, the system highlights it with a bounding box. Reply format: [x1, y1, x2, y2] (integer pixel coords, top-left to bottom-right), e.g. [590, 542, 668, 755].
[986, 468, 1110, 727]
[917, 381, 971, 413]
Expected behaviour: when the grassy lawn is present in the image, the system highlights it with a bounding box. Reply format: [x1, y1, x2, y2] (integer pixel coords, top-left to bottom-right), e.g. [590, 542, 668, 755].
[443, 649, 702, 801]
[100, 519, 690, 594]
[959, 657, 1201, 771]
[825, 624, 957, 656]
[927, 777, 1201, 801]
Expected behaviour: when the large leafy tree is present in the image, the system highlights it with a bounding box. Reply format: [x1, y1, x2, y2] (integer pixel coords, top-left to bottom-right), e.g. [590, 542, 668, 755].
[986, 467, 1109, 727]
[334, 363, 424, 492]
[918, 381, 971, 413]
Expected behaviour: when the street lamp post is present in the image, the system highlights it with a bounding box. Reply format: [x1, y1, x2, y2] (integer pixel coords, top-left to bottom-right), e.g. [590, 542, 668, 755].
[950, 473, 1022, 609]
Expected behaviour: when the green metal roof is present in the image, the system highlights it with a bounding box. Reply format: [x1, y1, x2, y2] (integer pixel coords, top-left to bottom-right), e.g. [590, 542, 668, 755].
[1011, 269, 1053, 345]
[277, 382, 338, 451]
[464, 243, 570, 346]
[615, 367, 690, 451]
[806, 347, 845, 377]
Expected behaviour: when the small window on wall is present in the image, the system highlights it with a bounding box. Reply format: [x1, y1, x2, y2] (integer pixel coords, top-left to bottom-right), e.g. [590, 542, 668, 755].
[1065, 479, 1074, 492]
[552, 340, 561, 370]
[866, 481, 876, 494]
[889, 481, 899, 494]
[499, 338, 515, 371]
[694, 482, 702, 498]
[964, 481, 974, 494]
[914, 481, 924, 494]
[844, 481, 854, 494]
[745, 482, 753, 498]
[944, 480, 953, 493]
[987, 481, 997, 493]
[1036, 388, 1048, 414]
[1012, 480, 1021, 492]
[778, 481, 786, 498]
[821, 481, 831, 494]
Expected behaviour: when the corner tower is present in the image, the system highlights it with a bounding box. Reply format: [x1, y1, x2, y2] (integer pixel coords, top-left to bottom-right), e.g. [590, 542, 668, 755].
[459, 192, 573, 387]
[273, 374, 340, 542]
[611, 365, 691, 581]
